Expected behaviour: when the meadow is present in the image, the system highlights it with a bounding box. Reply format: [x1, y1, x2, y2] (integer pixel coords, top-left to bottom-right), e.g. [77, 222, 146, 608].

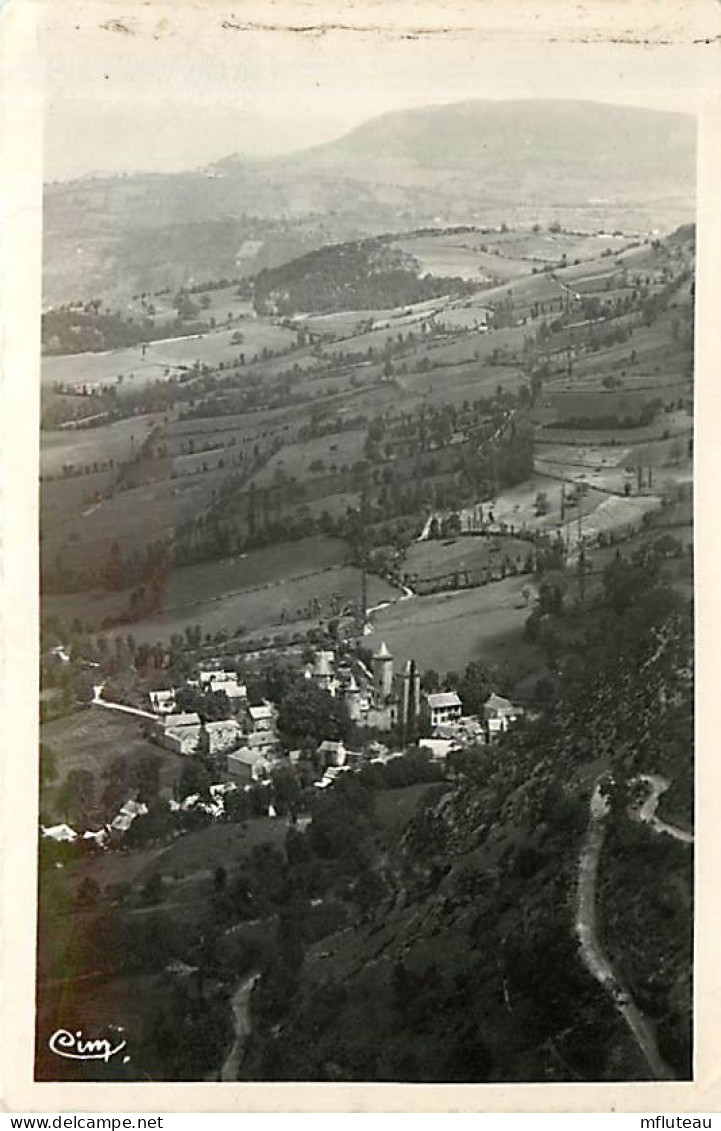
[393, 234, 528, 281]
[362, 574, 537, 675]
[135, 816, 287, 885]
[478, 229, 632, 262]
[42, 468, 227, 571]
[160, 537, 348, 605]
[248, 429, 367, 488]
[124, 563, 398, 646]
[403, 535, 532, 581]
[40, 708, 180, 824]
[41, 413, 163, 477]
[41, 320, 297, 392]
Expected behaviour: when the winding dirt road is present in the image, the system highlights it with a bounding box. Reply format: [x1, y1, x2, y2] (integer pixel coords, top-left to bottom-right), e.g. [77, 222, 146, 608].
[575, 782, 675, 1080]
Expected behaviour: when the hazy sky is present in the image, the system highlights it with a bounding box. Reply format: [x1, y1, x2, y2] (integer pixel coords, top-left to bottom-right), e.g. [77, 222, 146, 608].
[38, 1, 714, 182]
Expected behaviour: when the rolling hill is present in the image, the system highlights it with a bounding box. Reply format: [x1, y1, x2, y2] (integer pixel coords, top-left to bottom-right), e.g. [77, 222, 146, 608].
[43, 100, 696, 305]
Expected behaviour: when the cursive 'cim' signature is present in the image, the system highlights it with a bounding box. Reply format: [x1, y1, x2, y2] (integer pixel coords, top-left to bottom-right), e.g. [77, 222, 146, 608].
[48, 1028, 128, 1063]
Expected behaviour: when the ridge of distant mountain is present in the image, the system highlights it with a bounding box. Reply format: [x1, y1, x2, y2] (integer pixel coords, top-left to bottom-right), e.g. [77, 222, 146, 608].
[215, 99, 695, 181]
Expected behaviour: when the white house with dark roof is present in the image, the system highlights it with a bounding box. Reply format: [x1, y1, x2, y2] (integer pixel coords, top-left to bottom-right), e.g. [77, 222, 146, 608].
[248, 703, 275, 732]
[426, 691, 463, 730]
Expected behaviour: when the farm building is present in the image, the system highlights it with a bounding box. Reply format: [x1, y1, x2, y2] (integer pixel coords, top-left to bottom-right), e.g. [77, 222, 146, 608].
[244, 730, 281, 755]
[418, 737, 460, 761]
[110, 798, 148, 833]
[153, 712, 201, 755]
[227, 747, 275, 782]
[435, 715, 487, 746]
[41, 823, 77, 842]
[317, 740, 347, 768]
[483, 692, 522, 740]
[198, 670, 247, 701]
[153, 712, 243, 756]
[149, 689, 176, 714]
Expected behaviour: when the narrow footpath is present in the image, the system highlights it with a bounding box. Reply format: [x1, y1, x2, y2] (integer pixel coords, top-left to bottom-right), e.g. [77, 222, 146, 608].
[91, 684, 159, 722]
[220, 973, 260, 1082]
[635, 774, 694, 844]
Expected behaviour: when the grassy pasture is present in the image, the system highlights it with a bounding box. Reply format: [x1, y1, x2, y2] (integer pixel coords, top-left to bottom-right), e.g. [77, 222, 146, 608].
[42, 474, 118, 527]
[299, 296, 445, 338]
[123, 288, 253, 325]
[373, 783, 445, 844]
[40, 708, 180, 824]
[42, 340, 205, 392]
[297, 309, 374, 336]
[42, 587, 131, 633]
[249, 430, 367, 488]
[362, 574, 537, 674]
[41, 414, 163, 477]
[161, 537, 349, 606]
[292, 491, 359, 522]
[405, 368, 525, 410]
[469, 249, 546, 281]
[136, 817, 287, 885]
[41, 469, 227, 572]
[323, 318, 437, 356]
[473, 272, 566, 313]
[393, 235, 533, 281]
[212, 319, 297, 360]
[437, 307, 493, 331]
[402, 323, 528, 368]
[404, 536, 531, 581]
[479, 230, 631, 262]
[43, 536, 351, 633]
[125, 563, 397, 645]
[189, 290, 255, 325]
[170, 404, 303, 445]
[536, 407, 692, 447]
[41, 321, 296, 392]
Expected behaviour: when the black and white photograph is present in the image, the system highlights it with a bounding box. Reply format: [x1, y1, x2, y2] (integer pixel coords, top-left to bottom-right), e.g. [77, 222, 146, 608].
[4, 0, 714, 1101]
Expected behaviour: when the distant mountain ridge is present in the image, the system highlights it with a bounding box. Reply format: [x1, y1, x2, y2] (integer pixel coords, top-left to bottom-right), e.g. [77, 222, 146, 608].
[216, 99, 695, 180]
[43, 100, 696, 305]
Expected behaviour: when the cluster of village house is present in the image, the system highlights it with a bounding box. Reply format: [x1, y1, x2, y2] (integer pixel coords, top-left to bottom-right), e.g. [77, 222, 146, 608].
[148, 643, 521, 784]
[41, 644, 520, 844]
